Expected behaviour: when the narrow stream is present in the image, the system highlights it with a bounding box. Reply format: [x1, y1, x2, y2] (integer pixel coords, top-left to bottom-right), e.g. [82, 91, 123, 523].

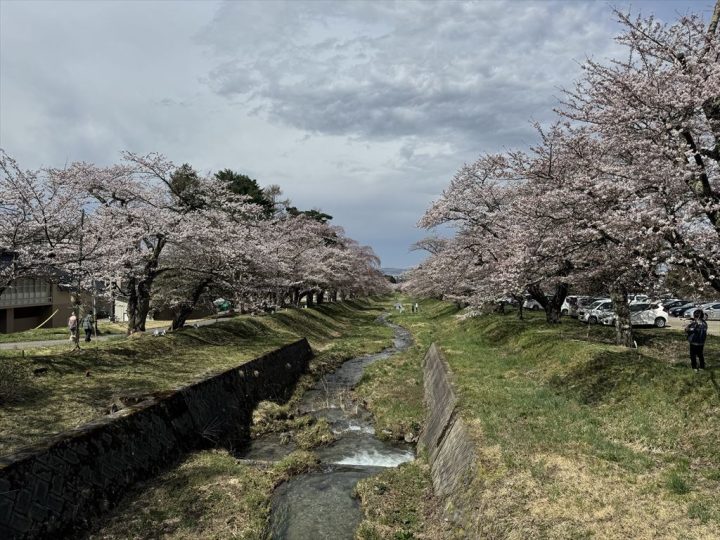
[238, 315, 414, 539]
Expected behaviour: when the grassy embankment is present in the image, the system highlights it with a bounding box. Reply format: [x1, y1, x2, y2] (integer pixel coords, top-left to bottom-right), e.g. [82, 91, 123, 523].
[354, 297, 720, 539]
[0, 299, 391, 455]
[60, 299, 394, 539]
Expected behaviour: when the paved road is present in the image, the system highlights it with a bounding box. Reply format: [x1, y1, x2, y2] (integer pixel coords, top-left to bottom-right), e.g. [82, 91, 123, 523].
[0, 317, 222, 351]
[0, 334, 125, 351]
[666, 318, 720, 336]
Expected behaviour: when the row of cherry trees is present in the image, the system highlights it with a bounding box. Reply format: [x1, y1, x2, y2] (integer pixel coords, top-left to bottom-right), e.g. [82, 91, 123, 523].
[406, 6, 720, 346]
[1, 151, 389, 334]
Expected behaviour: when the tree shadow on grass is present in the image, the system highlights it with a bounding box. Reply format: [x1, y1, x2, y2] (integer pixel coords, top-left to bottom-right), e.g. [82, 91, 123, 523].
[549, 346, 720, 407]
[272, 310, 345, 342]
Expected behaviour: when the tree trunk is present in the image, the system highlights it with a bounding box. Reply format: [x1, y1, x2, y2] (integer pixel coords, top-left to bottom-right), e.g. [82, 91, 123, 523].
[512, 293, 524, 320]
[528, 282, 568, 324]
[135, 278, 154, 332]
[126, 277, 138, 335]
[171, 278, 211, 331]
[171, 305, 193, 331]
[548, 282, 569, 323]
[316, 289, 324, 304]
[609, 284, 634, 347]
[298, 290, 313, 307]
[330, 290, 338, 302]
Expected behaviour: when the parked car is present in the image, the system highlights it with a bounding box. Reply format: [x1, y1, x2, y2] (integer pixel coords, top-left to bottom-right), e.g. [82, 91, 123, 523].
[681, 302, 711, 319]
[628, 294, 650, 304]
[561, 296, 594, 318]
[601, 303, 668, 328]
[702, 302, 720, 320]
[523, 297, 543, 311]
[683, 302, 719, 319]
[661, 299, 689, 312]
[577, 299, 608, 322]
[580, 300, 613, 324]
[561, 296, 576, 316]
[669, 302, 699, 317]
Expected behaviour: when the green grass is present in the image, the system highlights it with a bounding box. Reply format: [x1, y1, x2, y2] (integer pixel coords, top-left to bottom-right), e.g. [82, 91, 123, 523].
[0, 299, 392, 457]
[355, 297, 720, 539]
[87, 448, 319, 540]
[0, 326, 74, 344]
[354, 460, 436, 540]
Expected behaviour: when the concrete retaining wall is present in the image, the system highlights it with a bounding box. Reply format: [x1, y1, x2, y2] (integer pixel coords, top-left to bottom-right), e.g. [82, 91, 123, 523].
[419, 343, 476, 527]
[0, 338, 312, 539]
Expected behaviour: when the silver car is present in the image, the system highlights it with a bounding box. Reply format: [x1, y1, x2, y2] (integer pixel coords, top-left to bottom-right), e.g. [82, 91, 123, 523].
[682, 303, 716, 319]
[602, 303, 668, 328]
[702, 302, 720, 321]
[581, 300, 613, 324]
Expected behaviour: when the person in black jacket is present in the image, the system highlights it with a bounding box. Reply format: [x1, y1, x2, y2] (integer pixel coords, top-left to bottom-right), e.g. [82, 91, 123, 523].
[685, 310, 708, 372]
[82, 313, 94, 342]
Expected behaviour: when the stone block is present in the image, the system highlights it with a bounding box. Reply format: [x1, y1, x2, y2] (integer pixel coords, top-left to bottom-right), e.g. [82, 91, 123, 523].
[13, 489, 31, 516]
[30, 478, 49, 505]
[45, 493, 64, 514]
[29, 502, 49, 522]
[0, 494, 15, 522]
[0, 478, 11, 496]
[10, 510, 32, 533]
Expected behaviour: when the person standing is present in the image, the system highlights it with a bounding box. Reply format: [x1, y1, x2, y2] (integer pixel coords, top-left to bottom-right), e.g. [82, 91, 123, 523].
[685, 310, 708, 372]
[82, 313, 94, 342]
[68, 313, 78, 341]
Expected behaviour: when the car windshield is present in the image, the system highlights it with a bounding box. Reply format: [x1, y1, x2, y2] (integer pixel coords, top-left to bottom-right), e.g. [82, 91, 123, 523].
[630, 303, 650, 312]
[587, 301, 604, 309]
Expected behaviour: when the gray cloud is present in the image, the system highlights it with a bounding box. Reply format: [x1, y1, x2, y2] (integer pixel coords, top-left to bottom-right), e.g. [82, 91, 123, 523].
[201, 1, 615, 149]
[1, 0, 713, 268]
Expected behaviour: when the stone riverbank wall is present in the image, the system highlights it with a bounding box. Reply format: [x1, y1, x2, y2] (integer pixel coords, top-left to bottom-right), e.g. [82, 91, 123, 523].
[0, 338, 313, 540]
[420, 343, 477, 533]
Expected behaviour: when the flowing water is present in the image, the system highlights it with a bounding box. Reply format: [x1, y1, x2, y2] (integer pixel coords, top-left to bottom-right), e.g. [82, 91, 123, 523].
[237, 315, 414, 539]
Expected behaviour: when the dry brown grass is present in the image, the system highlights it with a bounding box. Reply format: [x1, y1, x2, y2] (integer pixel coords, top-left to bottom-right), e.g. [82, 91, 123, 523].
[356, 298, 720, 539]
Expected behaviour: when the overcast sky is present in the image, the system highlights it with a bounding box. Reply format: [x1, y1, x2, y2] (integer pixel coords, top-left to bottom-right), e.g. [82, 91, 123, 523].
[0, 0, 715, 268]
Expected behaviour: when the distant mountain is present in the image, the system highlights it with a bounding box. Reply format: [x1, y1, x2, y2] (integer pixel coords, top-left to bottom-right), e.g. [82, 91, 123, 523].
[380, 267, 409, 277]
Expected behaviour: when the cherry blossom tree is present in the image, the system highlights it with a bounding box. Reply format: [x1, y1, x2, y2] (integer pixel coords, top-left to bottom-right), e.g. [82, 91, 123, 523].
[560, 7, 720, 294]
[0, 150, 85, 296]
[56, 153, 267, 333]
[412, 4, 719, 346]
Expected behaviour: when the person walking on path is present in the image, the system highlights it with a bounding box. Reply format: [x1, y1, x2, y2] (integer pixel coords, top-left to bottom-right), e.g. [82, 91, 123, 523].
[68, 313, 78, 341]
[82, 313, 94, 342]
[685, 310, 708, 372]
